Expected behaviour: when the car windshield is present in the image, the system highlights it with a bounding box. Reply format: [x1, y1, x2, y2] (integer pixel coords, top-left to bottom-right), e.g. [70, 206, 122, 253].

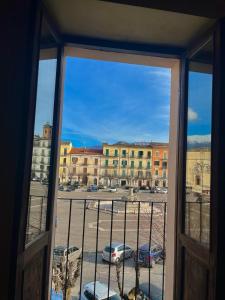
[104, 246, 115, 252]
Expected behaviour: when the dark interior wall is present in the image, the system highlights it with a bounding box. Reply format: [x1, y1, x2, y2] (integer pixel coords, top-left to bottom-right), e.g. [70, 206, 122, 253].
[0, 1, 40, 299]
[104, 0, 225, 18]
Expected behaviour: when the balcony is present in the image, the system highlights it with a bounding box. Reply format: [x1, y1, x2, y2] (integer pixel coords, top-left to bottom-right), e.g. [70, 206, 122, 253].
[50, 197, 167, 300]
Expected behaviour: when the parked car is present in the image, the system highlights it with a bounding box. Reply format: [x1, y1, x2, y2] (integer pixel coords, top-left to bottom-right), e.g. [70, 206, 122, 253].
[133, 187, 139, 193]
[65, 185, 73, 192]
[73, 182, 81, 189]
[139, 186, 147, 190]
[41, 178, 49, 185]
[98, 184, 106, 189]
[53, 245, 81, 266]
[149, 187, 157, 193]
[155, 187, 161, 193]
[102, 242, 133, 264]
[32, 177, 40, 182]
[161, 188, 168, 194]
[81, 281, 121, 300]
[58, 184, 64, 191]
[87, 185, 98, 192]
[109, 186, 117, 192]
[135, 244, 164, 267]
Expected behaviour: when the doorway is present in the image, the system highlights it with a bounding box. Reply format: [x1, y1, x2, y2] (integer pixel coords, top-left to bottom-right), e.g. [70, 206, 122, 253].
[51, 49, 179, 300]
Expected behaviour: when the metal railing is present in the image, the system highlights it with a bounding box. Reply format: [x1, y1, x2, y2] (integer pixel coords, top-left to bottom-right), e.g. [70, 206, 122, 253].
[52, 197, 167, 300]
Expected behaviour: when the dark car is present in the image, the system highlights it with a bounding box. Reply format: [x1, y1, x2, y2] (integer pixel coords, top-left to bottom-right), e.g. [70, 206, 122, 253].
[58, 184, 64, 191]
[41, 178, 49, 185]
[135, 244, 164, 267]
[65, 185, 73, 192]
[98, 184, 106, 189]
[87, 185, 98, 192]
[149, 187, 158, 193]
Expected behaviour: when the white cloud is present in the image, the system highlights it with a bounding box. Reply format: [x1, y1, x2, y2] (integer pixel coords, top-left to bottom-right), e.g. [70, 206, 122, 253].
[147, 69, 171, 78]
[188, 108, 198, 121]
[187, 135, 211, 144]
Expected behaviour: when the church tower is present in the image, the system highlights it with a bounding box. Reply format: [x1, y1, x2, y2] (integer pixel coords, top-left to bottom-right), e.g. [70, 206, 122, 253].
[43, 123, 52, 139]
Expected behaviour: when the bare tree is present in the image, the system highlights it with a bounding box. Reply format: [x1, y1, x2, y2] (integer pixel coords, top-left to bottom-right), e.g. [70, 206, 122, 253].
[52, 258, 81, 300]
[115, 259, 145, 300]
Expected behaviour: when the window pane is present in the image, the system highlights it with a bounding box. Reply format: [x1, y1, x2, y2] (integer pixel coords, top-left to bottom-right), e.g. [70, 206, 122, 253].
[185, 38, 213, 247]
[26, 52, 57, 245]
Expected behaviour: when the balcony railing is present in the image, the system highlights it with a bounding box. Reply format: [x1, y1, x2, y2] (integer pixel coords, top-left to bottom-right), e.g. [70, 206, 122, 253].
[25, 194, 167, 299]
[52, 197, 167, 300]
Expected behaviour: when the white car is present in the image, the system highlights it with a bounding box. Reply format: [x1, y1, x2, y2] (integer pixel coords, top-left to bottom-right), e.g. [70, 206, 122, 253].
[53, 245, 81, 266]
[161, 188, 168, 194]
[102, 242, 133, 264]
[81, 281, 121, 300]
[109, 187, 117, 192]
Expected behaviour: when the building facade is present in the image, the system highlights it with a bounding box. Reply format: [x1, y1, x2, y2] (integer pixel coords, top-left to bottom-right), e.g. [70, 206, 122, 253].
[100, 142, 168, 187]
[58, 141, 73, 182]
[69, 148, 103, 185]
[58, 141, 169, 187]
[151, 143, 169, 187]
[31, 123, 52, 180]
[186, 148, 211, 195]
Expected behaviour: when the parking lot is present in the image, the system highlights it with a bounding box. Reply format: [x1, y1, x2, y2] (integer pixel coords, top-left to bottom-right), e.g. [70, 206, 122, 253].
[30, 182, 167, 300]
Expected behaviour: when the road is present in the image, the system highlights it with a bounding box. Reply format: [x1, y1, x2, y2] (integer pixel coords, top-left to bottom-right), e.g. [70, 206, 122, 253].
[29, 182, 167, 300]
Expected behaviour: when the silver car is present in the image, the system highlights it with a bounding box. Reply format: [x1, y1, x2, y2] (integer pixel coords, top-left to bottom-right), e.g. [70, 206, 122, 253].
[81, 281, 121, 300]
[102, 242, 133, 264]
[53, 245, 81, 266]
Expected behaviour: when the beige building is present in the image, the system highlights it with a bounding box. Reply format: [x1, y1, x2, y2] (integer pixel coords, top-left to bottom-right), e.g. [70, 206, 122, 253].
[68, 148, 103, 185]
[186, 148, 211, 194]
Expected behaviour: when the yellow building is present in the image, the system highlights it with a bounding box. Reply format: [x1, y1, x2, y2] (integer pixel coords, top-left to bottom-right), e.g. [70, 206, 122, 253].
[186, 148, 211, 194]
[101, 142, 153, 187]
[58, 141, 72, 182]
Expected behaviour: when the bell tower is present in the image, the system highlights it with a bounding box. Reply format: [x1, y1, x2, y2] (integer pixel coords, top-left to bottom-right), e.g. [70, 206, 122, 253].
[43, 123, 52, 139]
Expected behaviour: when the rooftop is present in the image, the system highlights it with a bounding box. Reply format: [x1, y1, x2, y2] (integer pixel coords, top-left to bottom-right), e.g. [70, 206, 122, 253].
[103, 141, 169, 148]
[70, 147, 103, 155]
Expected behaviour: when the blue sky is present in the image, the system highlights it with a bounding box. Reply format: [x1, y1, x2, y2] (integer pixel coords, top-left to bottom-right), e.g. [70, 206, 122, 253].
[187, 71, 212, 145]
[34, 57, 212, 148]
[61, 57, 171, 147]
[34, 59, 57, 135]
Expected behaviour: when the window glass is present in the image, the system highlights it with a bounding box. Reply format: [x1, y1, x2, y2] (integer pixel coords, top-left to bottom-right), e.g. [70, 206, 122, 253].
[185, 38, 213, 248]
[26, 50, 57, 245]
